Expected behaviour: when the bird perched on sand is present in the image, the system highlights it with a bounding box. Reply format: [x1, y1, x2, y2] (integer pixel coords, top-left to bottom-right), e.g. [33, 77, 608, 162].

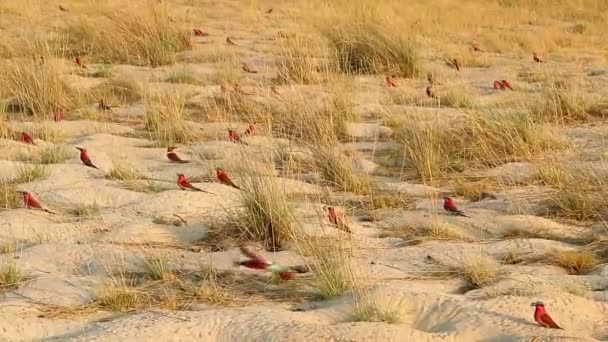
[98, 99, 111, 111]
[427, 72, 441, 85]
[192, 28, 209, 37]
[75, 57, 87, 69]
[241, 62, 258, 74]
[17, 191, 56, 213]
[533, 52, 543, 63]
[501, 80, 513, 90]
[216, 168, 240, 190]
[235, 244, 300, 281]
[76, 147, 102, 171]
[493, 80, 505, 90]
[226, 37, 237, 46]
[166, 146, 189, 163]
[177, 173, 210, 193]
[54, 108, 64, 122]
[426, 85, 437, 99]
[443, 197, 469, 217]
[327, 206, 352, 233]
[384, 75, 398, 88]
[531, 302, 563, 329]
[19, 132, 35, 145]
[471, 42, 484, 53]
[244, 123, 257, 136]
[228, 129, 243, 143]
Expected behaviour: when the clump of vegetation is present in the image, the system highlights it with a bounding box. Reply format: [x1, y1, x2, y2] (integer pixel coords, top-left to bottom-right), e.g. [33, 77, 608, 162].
[144, 93, 194, 145]
[105, 164, 142, 181]
[11, 165, 48, 184]
[276, 36, 325, 84]
[313, 145, 371, 194]
[552, 250, 598, 275]
[20, 145, 71, 164]
[0, 262, 26, 289]
[460, 258, 501, 289]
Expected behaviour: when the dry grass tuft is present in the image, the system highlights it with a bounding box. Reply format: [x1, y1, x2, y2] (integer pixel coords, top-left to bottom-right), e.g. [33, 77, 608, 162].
[20, 145, 71, 164]
[0, 262, 26, 289]
[11, 164, 48, 184]
[460, 258, 501, 289]
[164, 69, 200, 85]
[105, 163, 142, 181]
[89, 78, 142, 105]
[276, 36, 325, 84]
[69, 203, 100, 218]
[453, 179, 495, 202]
[144, 92, 195, 145]
[96, 283, 148, 312]
[353, 292, 405, 324]
[323, 21, 418, 77]
[0, 58, 75, 116]
[140, 255, 174, 281]
[439, 86, 477, 108]
[0, 181, 21, 209]
[552, 250, 598, 275]
[380, 220, 462, 242]
[66, 4, 191, 66]
[313, 145, 371, 194]
[533, 83, 590, 123]
[183, 266, 232, 305]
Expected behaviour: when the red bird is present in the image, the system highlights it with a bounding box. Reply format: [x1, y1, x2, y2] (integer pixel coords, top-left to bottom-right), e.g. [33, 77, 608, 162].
[192, 28, 209, 37]
[19, 132, 35, 145]
[228, 129, 241, 143]
[98, 99, 111, 111]
[166, 146, 189, 163]
[533, 52, 543, 63]
[75, 57, 87, 69]
[235, 244, 297, 280]
[443, 197, 469, 217]
[501, 80, 513, 90]
[76, 147, 102, 170]
[226, 37, 237, 46]
[177, 173, 209, 192]
[242, 62, 258, 74]
[384, 75, 397, 87]
[531, 302, 563, 329]
[18, 191, 55, 213]
[244, 123, 256, 136]
[327, 206, 352, 233]
[426, 85, 437, 99]
[493, 80, 505, 90]
[216, 168, 240, 190]
[54, 108, 64, 122]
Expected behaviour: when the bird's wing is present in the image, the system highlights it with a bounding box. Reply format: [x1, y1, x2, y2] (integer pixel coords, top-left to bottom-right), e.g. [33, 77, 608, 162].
[540, 313, 562, 329]
[239, 245, 267, 264]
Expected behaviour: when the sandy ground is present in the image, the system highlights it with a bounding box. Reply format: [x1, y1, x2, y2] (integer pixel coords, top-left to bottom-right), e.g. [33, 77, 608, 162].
[1, 0, 608, 341]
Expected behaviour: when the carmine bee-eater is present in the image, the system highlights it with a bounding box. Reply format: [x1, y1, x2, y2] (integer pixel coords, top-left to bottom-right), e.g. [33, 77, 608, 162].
[76, 147, 102, 171]
[17, 191, 56, 213]
[235, 244, 298, 281]
[242, 62, 258, 74]
[98, 99, 111, 111]
[216, 168, 240, 190]
[327, 206, 352, 233]
[226, 37, 237, 46]
[531, 302, 563, 329]
[228, 129, 241, 143]
[384, 75, 397, 87]
[493, 80, 505, 90]
[244, 123, 256, 136]
[427, 72, 441, 85]
[177, 173, 210, 192]
[426, 85, 437, 99]
[166, 146, 189, 163]
[19, 132, 35, 145]
[501, 80, 513, 90]
[443, 197, 469, 217]
[192, 28, 209, 37]
[54, 108, 64, 122]
[75, 57, 87, 69]
[533, 52, 543, 63]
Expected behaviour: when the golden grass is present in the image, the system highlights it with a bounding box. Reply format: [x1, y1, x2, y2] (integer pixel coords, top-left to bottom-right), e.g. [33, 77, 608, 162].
[552, 250, 598, 275]
[300, 241, 356, 299]
[105, 163, 142, 181]
[439, 86, 477, 109]
[96, 284, 148, 312]
[144, 92, 195, 145]
[140, 255, 174, 281]
[19, 145, 71, 164]
[380, 220, 462, 242]
[533, 83, 590, 123]
[323, 21, 419, 77]
[313, 145, 371, 194]
[453, 179, 495, 202]
[353, 291, 405, 324]
[11, 164, 48, 184]
[65, 3, 191, 66]
[460, 258, 501, 289]
[276, 35, 325, 84]
[89, 78, 142, 105]
[0, 58, 75, 116]
[164, 70, 200, 85]
[0, 262, 26, 289]
[69, 203, 100, 218]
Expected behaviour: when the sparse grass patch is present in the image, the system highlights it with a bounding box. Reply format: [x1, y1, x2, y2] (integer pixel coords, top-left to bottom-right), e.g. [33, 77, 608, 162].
[89, 65, 113, 78]
[0, 58, 75, 116]
[140, 255, 174, 281]
[301, 242, 355, 299]
[0, 262, 26, 289]
[533, 84, 589, 123]
[276, 36, 325, 84]
[313, 144, 371, 194]
[164, 69, 200, 85]
[439, 86, 477, 108]
[89, 78, 142, 105]
[96, 283, 148, 312]
[380, 220, 462, 242]
[460, 258, 501, 289]
[123, 180, 164, 194]
[28, 125, 65, 143]
[552, 250, 598, 275]
[105, 163, 142, 181]
[65, 4, 191, 66]
[502, 250, 523, 265]
[353, 292, 405, 324]
[69, 203, 100, 218]
[323, 21, 419, 77]
[144, 92, 195, 145]
[20, 145, 70, 164]
[453, 179, 495, 202]
[184, 266, 231, 305]
[11, 164, 48, 184]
